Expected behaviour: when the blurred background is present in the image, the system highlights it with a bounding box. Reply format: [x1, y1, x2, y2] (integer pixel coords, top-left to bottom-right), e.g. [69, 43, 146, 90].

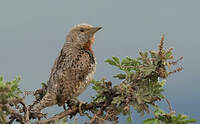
[0, 0, 199, 123]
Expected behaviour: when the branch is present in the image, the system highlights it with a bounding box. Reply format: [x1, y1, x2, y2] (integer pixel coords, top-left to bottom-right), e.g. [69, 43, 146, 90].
[6, 104, 25, 124]
[86, 103, 107, 124]
[33, 102, 103, 124]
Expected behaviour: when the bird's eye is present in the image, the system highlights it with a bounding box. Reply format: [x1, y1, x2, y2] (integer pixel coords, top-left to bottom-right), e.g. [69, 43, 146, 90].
[80, 28, 84, 32]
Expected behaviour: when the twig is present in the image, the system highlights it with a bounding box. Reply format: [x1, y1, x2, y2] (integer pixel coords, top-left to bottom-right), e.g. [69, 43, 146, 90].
[19, 99, 30, 122]
[164, 97, 173, 112]
[158, 34, 165, 58]
[87, 102, 110, 124]
[87, 108, 102, 124]
[87, 114, 97, 124]
[6, 105, 25, 124]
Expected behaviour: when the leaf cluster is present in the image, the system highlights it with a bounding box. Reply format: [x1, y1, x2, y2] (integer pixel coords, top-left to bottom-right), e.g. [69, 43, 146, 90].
[143, 105, 197, 124]
[0, 76, 21, 123]
[90, 36, 195, 123]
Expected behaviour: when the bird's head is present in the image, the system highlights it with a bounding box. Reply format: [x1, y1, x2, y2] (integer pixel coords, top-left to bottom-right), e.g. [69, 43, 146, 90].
[66, 24, 102, 51]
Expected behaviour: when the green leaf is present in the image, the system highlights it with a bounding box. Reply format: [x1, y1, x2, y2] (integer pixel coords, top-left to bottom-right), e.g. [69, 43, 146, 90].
[150, 50, 158, 58]
[41, 82, 47, 87]
[121, 58, 130, 66]
[105, 59, 117, 66]
[112, 56, 120, 64]
[136, 96, 143, 104]
[143, 118, 155, 124]
[154, 119, 159, 124]
[166, 51, 172, 58]
[130, 59, 140, 66]
[113, 73, 126, 79]
[185, 118, 197, 123]
[139, 52, 145, 58]
[144, 52, 148, 58]
[126, 110, 133, 124]
[111, 96, 121, 105]
[160, 80, 166, 87]
[0, 76, 3, 82]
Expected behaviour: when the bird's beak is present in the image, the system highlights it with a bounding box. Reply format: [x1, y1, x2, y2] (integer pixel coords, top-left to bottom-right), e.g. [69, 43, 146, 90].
[88, 27, 102, 34]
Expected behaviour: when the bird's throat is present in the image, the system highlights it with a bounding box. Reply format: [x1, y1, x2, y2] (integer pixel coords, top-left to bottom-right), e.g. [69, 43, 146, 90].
[83, 37, 95, 54]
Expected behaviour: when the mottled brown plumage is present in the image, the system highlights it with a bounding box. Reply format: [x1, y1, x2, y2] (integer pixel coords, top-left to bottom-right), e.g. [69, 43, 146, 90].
[31, 24, 102, 112]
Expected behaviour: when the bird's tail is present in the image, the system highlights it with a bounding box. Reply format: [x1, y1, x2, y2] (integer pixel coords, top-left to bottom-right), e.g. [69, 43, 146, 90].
[30, 90, 57, 112]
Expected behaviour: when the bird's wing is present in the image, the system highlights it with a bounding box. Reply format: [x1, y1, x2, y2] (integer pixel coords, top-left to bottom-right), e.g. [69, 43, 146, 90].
[55, 49, 95, 81]
[48, 49, 95, 105]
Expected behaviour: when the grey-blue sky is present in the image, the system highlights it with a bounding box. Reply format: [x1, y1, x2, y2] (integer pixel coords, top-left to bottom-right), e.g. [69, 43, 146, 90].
[0, 0, 199, 123]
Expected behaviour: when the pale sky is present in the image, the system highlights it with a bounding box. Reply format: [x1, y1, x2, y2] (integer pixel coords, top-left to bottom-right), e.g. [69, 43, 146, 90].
[0, 0, 199, 123]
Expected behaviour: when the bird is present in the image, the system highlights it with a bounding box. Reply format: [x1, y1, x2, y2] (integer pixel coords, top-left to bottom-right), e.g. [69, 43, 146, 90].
[31, 24, 102, 113]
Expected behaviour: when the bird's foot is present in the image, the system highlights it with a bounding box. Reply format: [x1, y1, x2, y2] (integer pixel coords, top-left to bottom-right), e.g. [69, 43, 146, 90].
[65, 99, 78, 110]
[65, 98, 86, 116]
[72, 98, 87, 116]
[78, 100, 86, 116]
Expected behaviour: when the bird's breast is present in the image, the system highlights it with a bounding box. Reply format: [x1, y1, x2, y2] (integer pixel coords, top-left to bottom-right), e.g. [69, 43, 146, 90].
[74, 60, 96, 97]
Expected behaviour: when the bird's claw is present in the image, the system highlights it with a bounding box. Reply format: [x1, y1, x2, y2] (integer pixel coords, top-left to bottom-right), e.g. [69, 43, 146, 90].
[78, 101, 86, 116]
[65, 99, 86, 116]
[63, 103, 67, 111]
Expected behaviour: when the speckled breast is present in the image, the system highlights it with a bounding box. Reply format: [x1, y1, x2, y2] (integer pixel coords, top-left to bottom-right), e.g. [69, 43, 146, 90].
[73, 60, 96, 98]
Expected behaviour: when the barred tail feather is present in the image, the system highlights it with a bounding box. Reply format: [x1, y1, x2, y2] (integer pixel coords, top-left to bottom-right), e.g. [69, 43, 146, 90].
[31, 92, 57, 112]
